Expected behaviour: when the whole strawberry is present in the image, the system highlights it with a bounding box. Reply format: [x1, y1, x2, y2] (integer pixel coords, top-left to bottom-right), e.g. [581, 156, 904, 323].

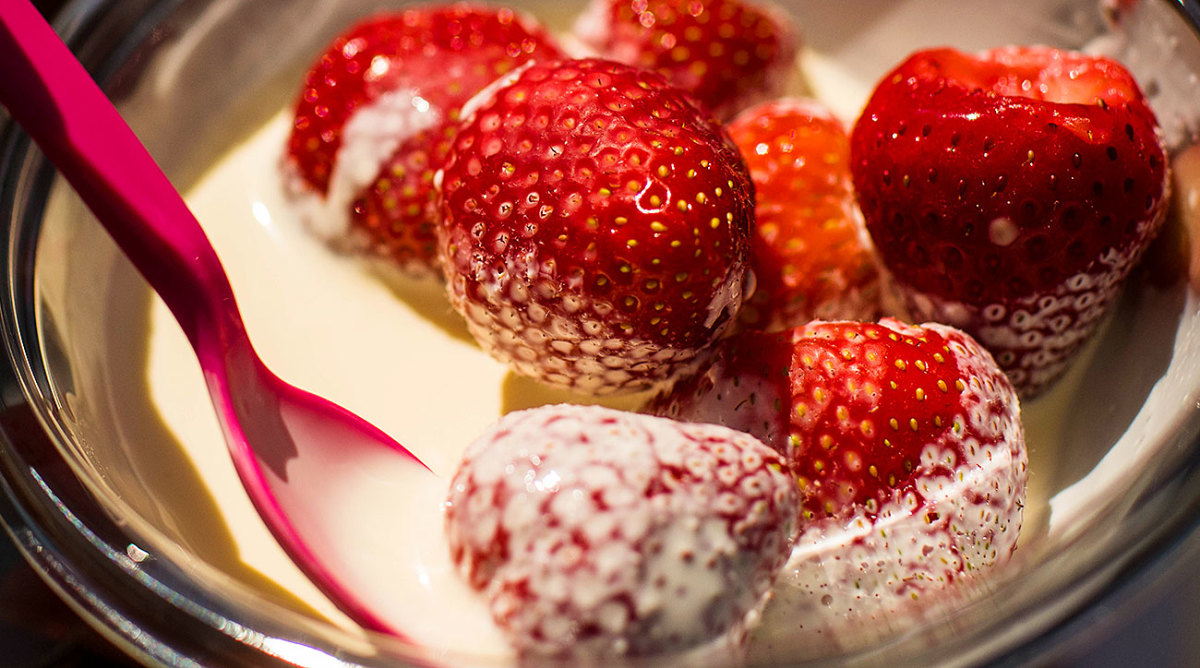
[850, 46, 1169, 397]
[438, 58, 755, 395]
[648, 319, 1026, 635]
[727, 98, 882, 331]
[574, 0, 798, 120]
[444, 404, 798, 659]
[284, 5, 563, 277]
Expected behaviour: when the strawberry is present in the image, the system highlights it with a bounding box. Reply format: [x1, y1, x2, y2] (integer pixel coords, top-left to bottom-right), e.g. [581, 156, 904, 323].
[726, 98, 882, 331]
[574, 0, 798, 120]
[444, 404, 798, 659]
[648, 319, 1026, 632]
[849, 46, 1170, 397]
[437, 58, 755, 395]
[283, 4, 563, 277]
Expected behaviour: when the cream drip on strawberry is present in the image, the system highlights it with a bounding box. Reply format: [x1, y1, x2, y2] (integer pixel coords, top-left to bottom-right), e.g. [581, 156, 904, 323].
[648, 318, 1027, 655]
[761, 327, 1026, 651]
[908, 260, 1138, 393]
[286, 88, 442, 243]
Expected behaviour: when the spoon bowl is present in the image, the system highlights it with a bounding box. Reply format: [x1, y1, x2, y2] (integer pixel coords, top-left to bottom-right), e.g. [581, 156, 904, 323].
[0, 0, 435, 640]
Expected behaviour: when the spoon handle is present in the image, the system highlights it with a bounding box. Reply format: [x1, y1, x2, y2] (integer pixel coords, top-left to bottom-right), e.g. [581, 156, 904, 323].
[0, 0, 244, 353]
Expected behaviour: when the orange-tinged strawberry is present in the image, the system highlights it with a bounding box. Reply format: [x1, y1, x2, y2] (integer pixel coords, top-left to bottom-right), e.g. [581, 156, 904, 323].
[727, 98, 882, 331]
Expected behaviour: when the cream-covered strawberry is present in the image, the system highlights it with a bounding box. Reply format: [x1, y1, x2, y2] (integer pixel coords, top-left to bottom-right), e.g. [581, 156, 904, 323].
[575, 0, 798, 120]
[284, 5, 563, 277]
[437, 58, 755, 395]
[649, 319, 1026, 640]
[444, 404, 798, 660]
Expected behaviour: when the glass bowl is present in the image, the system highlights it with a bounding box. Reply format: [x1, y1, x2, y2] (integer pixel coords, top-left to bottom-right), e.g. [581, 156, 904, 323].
[2, 0, 1200, 665]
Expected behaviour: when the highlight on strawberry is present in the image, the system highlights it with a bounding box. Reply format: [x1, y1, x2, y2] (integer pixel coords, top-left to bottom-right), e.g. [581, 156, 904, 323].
[437, 57, 756, 395]
[850, 46, 1170, 397]
[574, 0, 798, 120]
[648, 318, 1027, 634]
[727, 98, 883, 332]
[444, 404, 798, 660]
[283, 4, 563, 278]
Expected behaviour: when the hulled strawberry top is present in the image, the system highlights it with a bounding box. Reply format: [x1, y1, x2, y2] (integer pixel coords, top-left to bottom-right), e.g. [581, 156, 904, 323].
[850, 46, 1169, 395]
[852, 46, 1166, 307]
[438, 58, 755, 394]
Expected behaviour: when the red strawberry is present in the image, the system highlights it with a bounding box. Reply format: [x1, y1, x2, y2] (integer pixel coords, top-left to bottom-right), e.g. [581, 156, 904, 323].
[437, 58, 755, 395]
[283, 5, 563, 277]
[444, 404, 798, 659]
[648, 319, 1026, 631]
[849, 46, 1169, 397]
[574, 0, 798, 120]
[726, 98, 882, 331]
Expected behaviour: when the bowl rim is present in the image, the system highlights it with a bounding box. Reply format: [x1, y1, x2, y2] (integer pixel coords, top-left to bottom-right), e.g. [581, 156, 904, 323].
[1, 0, 1200, 666]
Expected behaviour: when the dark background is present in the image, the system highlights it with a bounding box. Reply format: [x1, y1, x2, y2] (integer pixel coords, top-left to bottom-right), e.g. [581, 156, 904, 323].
[5, 3, 135, 660]
[5, 6, 139, 668]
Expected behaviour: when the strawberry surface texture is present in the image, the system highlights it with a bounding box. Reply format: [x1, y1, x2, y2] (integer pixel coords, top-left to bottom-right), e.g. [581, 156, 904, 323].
[438, 58, 755, 395]
[850, 46, 1169, 397]
[727, 98, 883, 331]
[284, 4, 563, 277]
[444, 404, 798, 659]
[575, 0, 798, 120]
[649, 319, 1026, 637]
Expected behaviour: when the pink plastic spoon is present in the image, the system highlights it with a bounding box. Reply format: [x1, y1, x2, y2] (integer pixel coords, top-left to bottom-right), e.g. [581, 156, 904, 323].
[0, 0, 440, 640]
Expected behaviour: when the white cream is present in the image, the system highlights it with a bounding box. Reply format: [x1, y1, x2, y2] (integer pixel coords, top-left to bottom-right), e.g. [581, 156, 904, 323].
[287, 87, 443, 243]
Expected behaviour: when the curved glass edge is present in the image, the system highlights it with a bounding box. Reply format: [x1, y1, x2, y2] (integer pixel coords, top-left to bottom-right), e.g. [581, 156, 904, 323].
[0, 114, 348, 668]
[0, 0, 1196, 667]
[0, 2, 395, 666]
[982, 1, 1200, 663]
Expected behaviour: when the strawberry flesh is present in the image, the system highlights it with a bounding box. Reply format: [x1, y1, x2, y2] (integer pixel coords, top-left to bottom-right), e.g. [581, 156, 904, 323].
[438, 58, 755, 395]
[445, 404, 798, 659]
